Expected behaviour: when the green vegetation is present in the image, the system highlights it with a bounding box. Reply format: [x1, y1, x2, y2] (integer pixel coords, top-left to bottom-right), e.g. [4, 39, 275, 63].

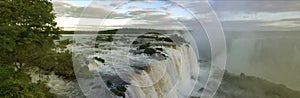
[57, 31, 75, 34]
[0, 64, 54, 98]
[54, 30, 118, 34]
[110, 88, 125, 98]
[106, 80, 113, 87]
[110, 85, 127, 98]
[116, 86, 127, 92]
[0, 0, 75, 97]
[136, 32, 173, 42]
[216, 71, 300, 98]
[105, 79, 127, 97]
[98, 29, 118, 34]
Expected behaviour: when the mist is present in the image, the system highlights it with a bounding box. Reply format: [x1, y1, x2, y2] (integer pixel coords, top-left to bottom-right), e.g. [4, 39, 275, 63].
[225, 31, 300, 91]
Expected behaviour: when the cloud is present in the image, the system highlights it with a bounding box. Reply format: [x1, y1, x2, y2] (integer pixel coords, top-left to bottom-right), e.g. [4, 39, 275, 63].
[178, 0, 300, 31]
[79, 7, 111, 18]
[161, 7, 170, 11]
[220, 20, 300, 31]
[177, 17, 190, 21]
[52, 1, 79, 17]
[124, 13, 184, 29]
[53, 1, 127, 18]
[166, 12, 172, 16]
[128, 9, 163, 16]
[128, 5, 140, 9]
[211, 0, 300, 13]
[141, 14, 168, 20]
[179, 1, 212, 14]
[55, 17, 150, 31]
[293, 21, 300, 24]
[53, 0, 300, 31]
[53, 0, 186, 30]
[280, 18, 300, 21]
[146, 0, 153, 4]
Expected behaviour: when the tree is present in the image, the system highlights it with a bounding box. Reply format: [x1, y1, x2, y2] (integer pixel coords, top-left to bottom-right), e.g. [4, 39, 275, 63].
[0, 0, 75, 97]
[0, 0, 60, 67]
[0, 0, 74, 79]
[0, 64, 52, 98]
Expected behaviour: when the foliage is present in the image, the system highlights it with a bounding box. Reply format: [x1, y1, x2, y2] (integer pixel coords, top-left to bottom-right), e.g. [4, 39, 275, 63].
[0, 64, 53, 98]
[110, 88, 125, 98]
[106, 80, 113, 87]
[0, 0, 60, 66]
[98, 29, 118, 34]
[0, 0, 74, 79]
[116, 86, 127, 92]
[0, 0, 75, 97]
[216, 71, 300, 98]
[32, 50, 75, 80]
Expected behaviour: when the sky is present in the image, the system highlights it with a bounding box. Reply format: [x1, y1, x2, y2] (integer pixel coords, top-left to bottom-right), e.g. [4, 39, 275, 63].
[52, 0, 300, 31]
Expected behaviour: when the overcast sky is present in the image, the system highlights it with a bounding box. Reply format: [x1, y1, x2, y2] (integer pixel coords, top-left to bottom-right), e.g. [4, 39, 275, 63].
[52, 0, 300, 31]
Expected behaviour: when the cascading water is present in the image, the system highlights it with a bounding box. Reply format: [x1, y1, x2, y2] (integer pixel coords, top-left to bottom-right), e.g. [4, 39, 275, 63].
[27, 67, 83, 97]
[124, 45, 199, 98]
[73, 32, 202, 98]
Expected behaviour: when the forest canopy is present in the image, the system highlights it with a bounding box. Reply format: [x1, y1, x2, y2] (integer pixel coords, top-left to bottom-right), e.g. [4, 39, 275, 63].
[0, 0, 74, 97]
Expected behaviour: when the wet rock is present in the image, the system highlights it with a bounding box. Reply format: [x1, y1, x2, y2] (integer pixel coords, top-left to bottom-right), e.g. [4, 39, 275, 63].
[138, 43, 150, 49]
[150, 53, 167, 60]
[110, 88, 125, 98]
[91, 85, 102, 89]
[131, 65, 150, 71]
[198, 88, 204, 92]
[156, 48, 163, 51]
[94, 57, 105, 63]
[101, 75, 130, 88]
[144, 48, 156, 55]
[132, 41, 139, 44]
[156, 37, 173, 42]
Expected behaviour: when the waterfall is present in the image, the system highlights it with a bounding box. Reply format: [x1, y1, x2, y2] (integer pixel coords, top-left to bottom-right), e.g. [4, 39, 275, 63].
[69, 33, 203, 98]
[82, 43, 200, 98]
[124, 45, 199, 98]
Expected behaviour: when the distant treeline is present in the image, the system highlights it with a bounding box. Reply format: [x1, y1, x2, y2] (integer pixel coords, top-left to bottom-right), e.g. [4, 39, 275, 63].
[58, 29, 119, 34]
[58, 28, 175, 34]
